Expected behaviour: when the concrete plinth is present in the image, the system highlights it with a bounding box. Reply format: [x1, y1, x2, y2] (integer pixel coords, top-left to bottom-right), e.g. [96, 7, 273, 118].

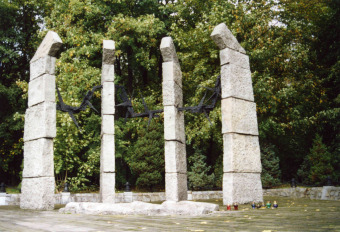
[60, 200, 219, 216]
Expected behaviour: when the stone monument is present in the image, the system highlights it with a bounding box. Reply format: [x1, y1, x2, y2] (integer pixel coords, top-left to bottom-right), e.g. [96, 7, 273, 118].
[21, 31, 62, 210]
[160, 37, 187, 201]
[100, 40, 116, 203]
[211, 23, 263, 204]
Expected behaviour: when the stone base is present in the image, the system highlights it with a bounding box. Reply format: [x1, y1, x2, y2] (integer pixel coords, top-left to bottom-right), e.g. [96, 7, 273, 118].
[165, 173, 187, 201]
[0, 193, 7, 205]
[20, 177, 55, 210]
[59, 200, 219, 216]
[100, 172, 115, 203]
[223, 172, 263, 205]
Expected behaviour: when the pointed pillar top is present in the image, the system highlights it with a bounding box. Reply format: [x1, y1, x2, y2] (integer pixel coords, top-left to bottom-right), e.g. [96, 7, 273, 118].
[210, 23, 246, 54]
[31, 31, 63, 63]
[160, 37, 179, 63]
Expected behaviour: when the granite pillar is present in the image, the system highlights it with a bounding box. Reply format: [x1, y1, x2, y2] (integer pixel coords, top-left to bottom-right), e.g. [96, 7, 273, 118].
[100, 40, 116, 203]
[21, 31, 62, 210]
[161, 37, 187, 201]
[211, 23, 263, 205]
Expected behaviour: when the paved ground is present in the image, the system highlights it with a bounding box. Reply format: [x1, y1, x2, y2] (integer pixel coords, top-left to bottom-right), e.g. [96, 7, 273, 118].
[0, 196, 339, 231]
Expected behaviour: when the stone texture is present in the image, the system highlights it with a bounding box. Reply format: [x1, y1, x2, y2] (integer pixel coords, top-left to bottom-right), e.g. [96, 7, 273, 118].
[100, 172, 115, 203]
[220, 48, 250, 69]
[164, 141, 187, 173]
[223, 133, 261, 173]
[100, 134, 115, 173]
[31, 31, 62, 63]
[60, 200, 218, 216]
[101, 64, 115, 83]
[20, 177, 55, 210]
[165, 173, 187, 201]
[161, 201, 219, 215]
[101, 82, 115, 115]
[30, 56, 56, 81]
[160, 37, 179, 63]
[22, 138, 54, 178]
[0, 193, 6, 205]
[23, 102, 56, 142]
[28, 74, 55, 107]
[221, 98, 259, 135]
[223, 172, 263, 205]
[162, 62, 182, 88]
[162, 81, 183, 107]
[101, 115, 115, 135]
[163, 106, 185, 143]
[220, 64, 254, 101]
[210, 23, 246, 54]
[102, 40, 115, 65]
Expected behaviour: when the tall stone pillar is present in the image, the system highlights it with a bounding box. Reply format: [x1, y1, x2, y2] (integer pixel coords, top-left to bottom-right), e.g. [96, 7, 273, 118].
[160, 37, 187, 202]
[21, 31, 62, 210]
[100, 40, 116, 203]
[211, 23, 263, 205]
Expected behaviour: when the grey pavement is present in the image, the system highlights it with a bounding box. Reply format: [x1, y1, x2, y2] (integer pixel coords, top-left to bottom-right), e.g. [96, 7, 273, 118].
[0, 196, 339, 232]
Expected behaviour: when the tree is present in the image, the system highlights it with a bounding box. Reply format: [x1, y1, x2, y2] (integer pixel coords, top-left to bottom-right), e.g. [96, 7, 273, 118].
[297, 134, 334, 185]
[188, 149, 215, 190]
[261, 144, 281, 187]
[0, 0, 51, 185]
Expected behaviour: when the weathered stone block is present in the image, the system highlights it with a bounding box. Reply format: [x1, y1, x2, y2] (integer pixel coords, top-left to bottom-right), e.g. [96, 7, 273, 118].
[160, 37, 179, 63]
[220, 48, 250, 69]
[223, 133, 261, 173]
[101, 115, 115, 135]
[30, 56, 56, 81]
[221, 98, 259, 135]
[24, 102, 56, 142]
[223, 172, 263, 205]
[162, 81, 183, 107]
[210, 23, 246, 54]
[164, 106, 185, 143]
[100, 134, 115, 173]
[100, 172, 115, 203]
[221, 64, 254, 101]
[28, 74, 55, 107]
[165, 173, 187, 201]
[165, 141, 187, 173]
[20, 177, 55, 210]
[101, 64, 115, 83]
[162, 61, 182, 88]
[22, 138, 54, 178]
[101, 82, 115, 115]
[31, 31, 62, 63]
[102, 40, 115, 65]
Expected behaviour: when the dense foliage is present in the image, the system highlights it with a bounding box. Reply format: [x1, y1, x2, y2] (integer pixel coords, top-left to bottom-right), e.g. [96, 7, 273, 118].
[0, 0, 339, 190]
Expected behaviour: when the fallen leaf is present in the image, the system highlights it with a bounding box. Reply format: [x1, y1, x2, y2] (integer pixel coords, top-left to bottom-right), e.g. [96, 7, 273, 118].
[175, 223, 180, 225]
[262, 230, 272, 232]
[200, 222, 207, 224]
[316, 209, 320, 211]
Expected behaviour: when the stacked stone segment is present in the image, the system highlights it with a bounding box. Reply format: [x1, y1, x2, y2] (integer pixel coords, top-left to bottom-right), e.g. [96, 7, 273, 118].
[100, 40, 116, 203]
[211, 23, 263, 205]
[161, 37, 187, 202]
[21, 31, 62, 210]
